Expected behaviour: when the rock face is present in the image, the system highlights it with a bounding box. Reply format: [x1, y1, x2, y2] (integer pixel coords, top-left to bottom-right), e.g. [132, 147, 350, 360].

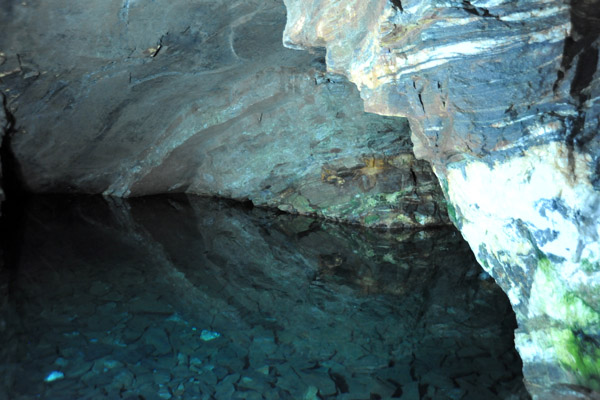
[0, 0, 448, 228]
[282, 0, 600, 397]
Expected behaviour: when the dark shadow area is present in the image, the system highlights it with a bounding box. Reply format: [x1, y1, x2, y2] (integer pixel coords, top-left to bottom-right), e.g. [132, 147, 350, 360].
[1, 93, 28, 294]
[0, 194, 530, 399]
[0, 94, 29, 400]
[554, 0, 600, 187]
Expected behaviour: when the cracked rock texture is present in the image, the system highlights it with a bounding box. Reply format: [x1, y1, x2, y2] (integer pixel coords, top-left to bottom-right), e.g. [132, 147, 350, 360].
[0, 0, 448, 228]
[282, 0, 600, 398]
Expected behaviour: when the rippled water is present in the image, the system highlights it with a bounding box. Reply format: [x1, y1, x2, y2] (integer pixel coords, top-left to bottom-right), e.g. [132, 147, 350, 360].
[0, 195, 530, 400]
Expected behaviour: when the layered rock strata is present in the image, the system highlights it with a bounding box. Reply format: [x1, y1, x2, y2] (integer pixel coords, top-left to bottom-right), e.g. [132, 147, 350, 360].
[282, 0, 600, 397]
[0, 0, 448, 228]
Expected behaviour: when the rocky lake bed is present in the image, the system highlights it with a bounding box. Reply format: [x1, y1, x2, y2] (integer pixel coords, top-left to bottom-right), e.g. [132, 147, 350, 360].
[0, 195, 529, 399]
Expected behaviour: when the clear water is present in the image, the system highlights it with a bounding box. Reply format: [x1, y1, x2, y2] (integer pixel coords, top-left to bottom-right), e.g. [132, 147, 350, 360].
[0, 195, 530, 400]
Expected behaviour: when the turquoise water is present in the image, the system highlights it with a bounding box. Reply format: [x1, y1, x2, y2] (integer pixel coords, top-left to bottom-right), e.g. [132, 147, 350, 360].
[0, 195, 529, 399]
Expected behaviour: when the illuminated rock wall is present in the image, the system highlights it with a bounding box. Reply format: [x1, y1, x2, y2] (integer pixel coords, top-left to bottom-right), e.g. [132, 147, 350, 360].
[282, 0, 600, 397]
[0, 0, 448, 228]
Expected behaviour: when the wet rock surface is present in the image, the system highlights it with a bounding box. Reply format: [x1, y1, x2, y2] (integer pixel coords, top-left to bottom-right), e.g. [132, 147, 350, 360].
[282, 0, 600, 396]
[0, 195, 528, 399]
[0, 0, 447, 228]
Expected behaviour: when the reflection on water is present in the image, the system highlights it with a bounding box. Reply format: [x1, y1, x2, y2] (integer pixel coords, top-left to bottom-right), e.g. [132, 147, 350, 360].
[0, 195, 530, 400]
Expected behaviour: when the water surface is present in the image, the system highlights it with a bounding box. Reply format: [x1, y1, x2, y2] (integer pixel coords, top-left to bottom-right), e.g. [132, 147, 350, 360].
[0, 195, 529, 399]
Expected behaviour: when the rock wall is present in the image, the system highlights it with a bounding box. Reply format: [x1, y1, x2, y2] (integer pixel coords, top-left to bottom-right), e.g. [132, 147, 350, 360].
[282, 0, 600, 398]
[0, 0, 448, 228]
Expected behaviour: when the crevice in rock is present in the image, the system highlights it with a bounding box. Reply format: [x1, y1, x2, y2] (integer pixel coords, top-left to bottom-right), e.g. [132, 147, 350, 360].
[592, 148, 600, 190]
[553, 0, 600, 183]
[389, 0, 404, 13]
[409, 165, 418, 195]
[417, 93, 425, 113]
[570, 46, 598, 101]
[460, 0, 500, 20]
[553, 0, 600, 99]
[328, 371, 349, 394]
[387, 379, 403, 397]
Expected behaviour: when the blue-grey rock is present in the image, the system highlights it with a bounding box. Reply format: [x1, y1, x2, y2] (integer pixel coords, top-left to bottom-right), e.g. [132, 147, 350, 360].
[282, 0, 600, 397]
[0, 0, 448, 228]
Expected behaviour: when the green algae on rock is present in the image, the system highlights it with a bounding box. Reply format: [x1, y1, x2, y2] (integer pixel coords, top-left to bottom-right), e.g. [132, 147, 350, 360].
[447, 144, 600, 397]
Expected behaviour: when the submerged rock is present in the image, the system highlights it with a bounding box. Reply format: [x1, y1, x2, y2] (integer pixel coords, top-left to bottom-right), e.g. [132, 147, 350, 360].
[199, 330, 221, 342]
[44, 371, 64, 383]
[0, 0, 448, 228]
[282, 0, 600, 397]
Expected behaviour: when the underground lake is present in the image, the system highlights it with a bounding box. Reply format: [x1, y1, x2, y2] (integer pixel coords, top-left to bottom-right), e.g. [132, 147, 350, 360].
[0, 195, 530, 399]
[2, 0, 599, 397]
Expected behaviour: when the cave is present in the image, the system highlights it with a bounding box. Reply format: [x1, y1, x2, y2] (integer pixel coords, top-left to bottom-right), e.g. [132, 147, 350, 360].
[0, 0, 598, 399]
